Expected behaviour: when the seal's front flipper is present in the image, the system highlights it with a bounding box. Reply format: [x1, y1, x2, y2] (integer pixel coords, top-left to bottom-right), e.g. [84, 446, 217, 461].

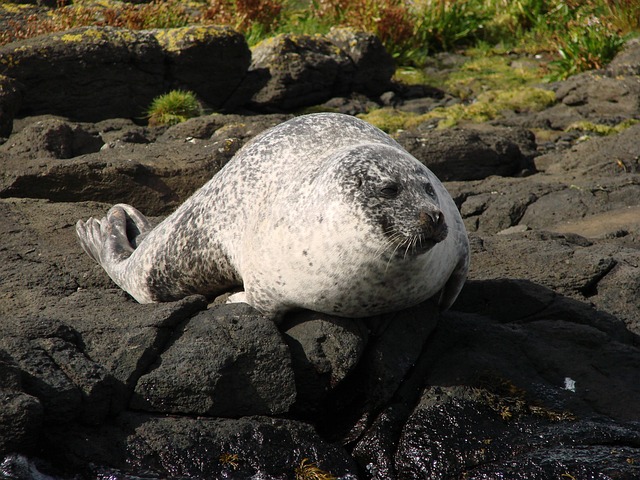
[436, 254, 470, 311]
[226, 291, 249, 304]
[76, 204, 151, 266]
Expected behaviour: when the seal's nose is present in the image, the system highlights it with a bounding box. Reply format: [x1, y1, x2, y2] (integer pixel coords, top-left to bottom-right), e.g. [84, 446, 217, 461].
[419, 209, 444, 227]
[419, 208, 447, 241]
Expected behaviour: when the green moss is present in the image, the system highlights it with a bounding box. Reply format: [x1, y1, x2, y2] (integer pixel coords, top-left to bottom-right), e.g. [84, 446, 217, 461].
[0, 3, 34, 13]
[57, 26, 139, 45]
[478, 86, 556, 112]
[446, 55, 544, 100]
[60, 33, 84, 43]
[360, 86, 555, 133]
[153, 25, 232, 52]
[357, 109, 418, 133]
[393, 67, 436, 86]
[566, 119, 640, 136]
[147, 90, 202, 126]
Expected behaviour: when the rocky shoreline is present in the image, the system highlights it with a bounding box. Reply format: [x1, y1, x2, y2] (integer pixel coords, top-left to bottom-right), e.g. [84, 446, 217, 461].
[1, 25, 640, 479]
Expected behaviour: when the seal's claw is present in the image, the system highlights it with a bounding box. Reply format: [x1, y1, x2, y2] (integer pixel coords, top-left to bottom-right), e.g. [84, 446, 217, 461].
[112, 204, 153, 247]
[76, 217, 102, 263]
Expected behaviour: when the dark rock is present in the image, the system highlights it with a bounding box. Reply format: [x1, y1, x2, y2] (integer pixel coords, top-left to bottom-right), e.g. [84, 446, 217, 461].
[0, 75, 23, 138]
[96, 118, 157, 145]
[396, 127, 534, 181]
[1, 62, 639, 478]
[44, 292, 209, 415]
[0, 27, 165, 121]
[0, 321, 114, 425]
[537, 123, 640, 176]
[0, 353, 43, 454]
[554, 72, 640, 122]
[354, 275, 640, 478]
[0, 198, 210, 412]
[501, 102, 585, 130]
[466, 232, 640, 334]
[45, 413, 360, 479]
[0, 454, 59, 480]
[312, 94, 380, 116]
[326, 27, 395, 96]
[0, 117, 103, 159]
[282, 311, 368, 414]
[159, 112, 292, 144]
[321, 303, 440, 443]
[246, 33, 355, 110]
[396, 96, 444, 114]
[0, 113, 294, 213]
[0, 25, 252, 120]
[132, 304, 296, 417]
[520, 183, 640, 230]
[513, 72, 640, 130]
[395, 386, 640, 479]
[0, 138, 228, 215]
[150, 26, 251, 110]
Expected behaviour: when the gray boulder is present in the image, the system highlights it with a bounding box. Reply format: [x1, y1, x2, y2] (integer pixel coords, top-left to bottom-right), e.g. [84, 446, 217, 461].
[0, 117, 103, 159]
[0, 75, 23, 138]
[0, 26, 165, 121]
[501, 72, 640, 130]
[607, 37, 640, 77]
[245, 33, 355, 110]
[0, 114, 291, 215]
[326, 27, 395, 96]
[132, 304, 297, 417]
[537, 122, 640, 176]
[150, 25, 251, 110]
[0, 25, 252, 122]
[553, 72, 640, 124]
[396, 126, 535, 181]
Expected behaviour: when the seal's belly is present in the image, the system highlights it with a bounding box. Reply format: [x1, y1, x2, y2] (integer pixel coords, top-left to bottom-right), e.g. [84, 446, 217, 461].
[257, 245, 446, 318]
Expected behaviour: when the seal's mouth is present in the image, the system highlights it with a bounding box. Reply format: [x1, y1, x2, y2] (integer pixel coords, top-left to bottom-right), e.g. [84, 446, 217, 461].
[393, 233, 443, 257]
[382, 209, 448, 258]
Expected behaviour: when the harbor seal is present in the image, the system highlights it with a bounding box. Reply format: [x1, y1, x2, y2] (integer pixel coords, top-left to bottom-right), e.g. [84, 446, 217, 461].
[76, 113, 469, 320]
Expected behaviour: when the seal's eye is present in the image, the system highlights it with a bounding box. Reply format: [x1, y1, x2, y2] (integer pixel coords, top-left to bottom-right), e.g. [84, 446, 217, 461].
[380, 182, 400, 198]
[424, 183, 436, 197]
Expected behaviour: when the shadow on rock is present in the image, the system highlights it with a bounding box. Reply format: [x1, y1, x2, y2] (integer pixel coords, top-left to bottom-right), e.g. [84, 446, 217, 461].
[353, 278, 640, 479]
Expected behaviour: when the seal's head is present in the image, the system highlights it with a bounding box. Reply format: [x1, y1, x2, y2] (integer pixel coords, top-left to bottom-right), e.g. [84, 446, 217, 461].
[327, 143, 448, 259]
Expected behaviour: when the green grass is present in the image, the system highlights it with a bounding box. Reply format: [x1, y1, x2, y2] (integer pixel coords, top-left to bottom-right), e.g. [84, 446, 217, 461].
[3, 0, 637, 76]
[147, 90, 202, 126]
[1, 0, 638, 104]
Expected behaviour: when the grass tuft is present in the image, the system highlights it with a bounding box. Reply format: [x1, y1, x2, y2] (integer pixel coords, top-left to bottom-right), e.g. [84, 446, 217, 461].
[294, 458, 336, 480]
[147, 90, 202, 126]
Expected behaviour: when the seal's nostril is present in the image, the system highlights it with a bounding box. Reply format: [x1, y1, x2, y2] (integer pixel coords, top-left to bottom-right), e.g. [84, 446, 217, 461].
[420, 210, 444, 226]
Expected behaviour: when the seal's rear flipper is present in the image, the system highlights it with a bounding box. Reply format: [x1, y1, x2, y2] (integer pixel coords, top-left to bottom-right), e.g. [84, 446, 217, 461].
[76, 204, 152, 266]
[115, 204, 153, 248]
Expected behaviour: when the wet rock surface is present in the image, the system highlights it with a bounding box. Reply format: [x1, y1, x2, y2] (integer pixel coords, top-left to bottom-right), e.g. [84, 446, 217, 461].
[0, 27, 639, 480]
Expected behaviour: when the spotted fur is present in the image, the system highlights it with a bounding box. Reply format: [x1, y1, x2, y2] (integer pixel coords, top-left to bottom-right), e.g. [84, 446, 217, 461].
[76, 113, 470, 320]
